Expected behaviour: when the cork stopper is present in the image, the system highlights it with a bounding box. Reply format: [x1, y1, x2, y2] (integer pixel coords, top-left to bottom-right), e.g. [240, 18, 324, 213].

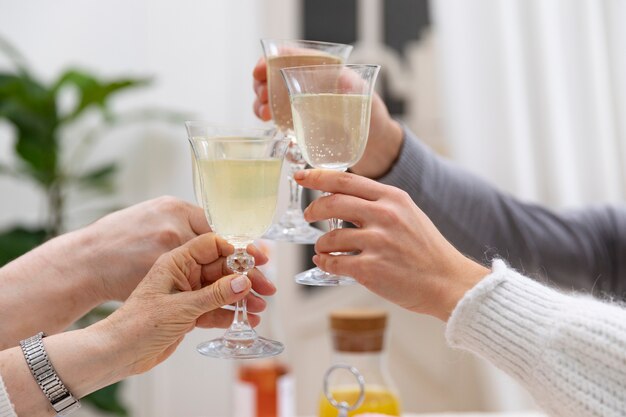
[330, 309, 387, 353]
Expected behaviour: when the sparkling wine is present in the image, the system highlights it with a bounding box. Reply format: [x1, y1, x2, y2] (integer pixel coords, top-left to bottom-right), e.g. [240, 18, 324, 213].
[290, 93, 372, 170]
[197, 157, 282, 246]
[267, 54, 342, 132]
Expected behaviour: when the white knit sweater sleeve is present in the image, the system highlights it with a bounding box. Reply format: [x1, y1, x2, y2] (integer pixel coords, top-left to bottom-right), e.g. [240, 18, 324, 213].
[446, 260, 626, 417]
[0, 374, 17, 417]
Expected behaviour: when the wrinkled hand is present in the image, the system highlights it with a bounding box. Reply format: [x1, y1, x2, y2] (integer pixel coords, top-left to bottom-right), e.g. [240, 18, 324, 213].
[81, 196, 224, 302]
[296, 169, 489, 321]
[252, 58, 404, 178]
[96, 232, 275, 375]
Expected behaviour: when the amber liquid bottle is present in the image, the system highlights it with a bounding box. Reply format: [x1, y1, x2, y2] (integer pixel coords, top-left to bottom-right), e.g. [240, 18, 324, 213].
[234, 359, 294, 417]
[318, 309, 401, 417]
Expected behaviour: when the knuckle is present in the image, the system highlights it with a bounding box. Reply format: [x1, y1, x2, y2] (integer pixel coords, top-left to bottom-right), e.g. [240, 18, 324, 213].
[336, 172, 353, 189]
[155, 195, 180, 212]
[155, 227, 182, 248]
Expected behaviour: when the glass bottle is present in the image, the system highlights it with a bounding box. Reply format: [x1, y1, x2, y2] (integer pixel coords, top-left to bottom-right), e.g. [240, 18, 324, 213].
[318, 309, 401, 417]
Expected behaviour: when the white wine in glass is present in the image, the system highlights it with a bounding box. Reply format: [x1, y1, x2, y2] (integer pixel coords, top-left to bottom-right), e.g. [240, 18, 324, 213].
[291, 93, 372, 170]
[281, 64, 380, 286]
[261, 39, 353, 244]
[187, 122, 289, 359]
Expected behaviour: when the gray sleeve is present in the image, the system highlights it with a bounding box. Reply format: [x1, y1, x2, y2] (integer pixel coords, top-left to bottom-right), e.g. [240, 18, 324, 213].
[379, 127, 626, 299]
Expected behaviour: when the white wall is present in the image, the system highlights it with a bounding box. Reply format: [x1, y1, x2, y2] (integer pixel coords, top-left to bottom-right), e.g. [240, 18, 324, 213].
[0, 1, 266, 416]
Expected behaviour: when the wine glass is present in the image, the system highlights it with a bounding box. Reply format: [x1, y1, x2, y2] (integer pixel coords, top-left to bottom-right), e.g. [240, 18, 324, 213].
[280, 64, 381, 286]
[260, 39, 353, 244]
[186, 122, 289, 358]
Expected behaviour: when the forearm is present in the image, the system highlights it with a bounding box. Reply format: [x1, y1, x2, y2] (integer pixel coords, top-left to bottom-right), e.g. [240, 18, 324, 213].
[0, 323, 131, 416]
[379, 127, 626, 296]
[446, 261, 626, 417]
[0, 229, 102, 349]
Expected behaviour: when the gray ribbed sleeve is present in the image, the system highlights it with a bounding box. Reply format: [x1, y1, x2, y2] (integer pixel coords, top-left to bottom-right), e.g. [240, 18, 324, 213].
[379, 127, 626, 299]
[446, 260, 626, 417]
[0, 375, 16, 417]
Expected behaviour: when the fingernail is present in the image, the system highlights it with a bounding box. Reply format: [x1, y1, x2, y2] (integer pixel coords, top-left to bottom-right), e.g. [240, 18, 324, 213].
[294, 170, 307, 180]
[230, 275, 248, 293]
[312, 255, 320, 265]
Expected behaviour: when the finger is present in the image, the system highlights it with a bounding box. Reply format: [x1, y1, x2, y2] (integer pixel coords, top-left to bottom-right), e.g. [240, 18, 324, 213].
[182, 233, 233, 266]
[186, 203, 212, 235]
[304, 193, 373, 225]
[253, 57, 267, 82]
[254, 80, 269, 104]
[200, 255, 268, 287]
[248, 267, 276, 296]
[294, 169, 389, 201]
[253, 98, 272, 121]
[312, 253, 364, 282]
[244, 291, 267, 313]
[247, 244, 269, 266]
[315, 228, 368, 254]
[196, 308, 261, 328]
[181, 273, 251, 314]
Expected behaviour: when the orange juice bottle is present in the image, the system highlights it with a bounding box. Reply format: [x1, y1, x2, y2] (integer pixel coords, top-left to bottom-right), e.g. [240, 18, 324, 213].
[318, 309, 401, 417]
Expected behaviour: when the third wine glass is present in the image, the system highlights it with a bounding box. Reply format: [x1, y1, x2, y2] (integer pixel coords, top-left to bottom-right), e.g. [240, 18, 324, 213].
[261, 39, 353, 244]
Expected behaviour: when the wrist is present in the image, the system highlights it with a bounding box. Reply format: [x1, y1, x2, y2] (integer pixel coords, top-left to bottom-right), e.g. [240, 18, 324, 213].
[437, 258, 490, 322]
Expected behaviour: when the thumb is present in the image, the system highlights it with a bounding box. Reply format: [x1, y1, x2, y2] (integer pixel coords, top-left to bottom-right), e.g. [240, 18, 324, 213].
[183, 274, 251, 314]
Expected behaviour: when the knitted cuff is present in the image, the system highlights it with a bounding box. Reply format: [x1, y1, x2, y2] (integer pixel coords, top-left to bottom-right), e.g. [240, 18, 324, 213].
[0, 374, 17, 417]
[445, 259, 570, 386]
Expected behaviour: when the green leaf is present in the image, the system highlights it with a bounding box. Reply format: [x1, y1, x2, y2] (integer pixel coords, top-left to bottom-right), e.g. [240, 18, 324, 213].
[53, 69, 150, 123]
[73, 162, 117, 193]
[83, 382, 129, 416]
[0, 226, 47, 266]
[0, 72, 59, 185]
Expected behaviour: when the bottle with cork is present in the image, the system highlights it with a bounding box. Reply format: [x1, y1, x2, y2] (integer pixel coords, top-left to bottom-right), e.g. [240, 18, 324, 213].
[318, 309, 401, 417]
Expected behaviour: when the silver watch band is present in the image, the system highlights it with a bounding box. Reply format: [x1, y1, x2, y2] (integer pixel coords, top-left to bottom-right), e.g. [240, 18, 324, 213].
[20, 332, 81, 416]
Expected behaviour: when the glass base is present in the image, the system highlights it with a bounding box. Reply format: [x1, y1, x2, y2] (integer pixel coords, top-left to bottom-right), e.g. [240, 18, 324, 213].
[197, 335, 284, 359]
[263, 211, 324, 244]
[295, 267, 357, 286]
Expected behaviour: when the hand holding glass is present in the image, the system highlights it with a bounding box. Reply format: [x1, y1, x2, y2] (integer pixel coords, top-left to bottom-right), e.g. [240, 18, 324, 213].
[187, 123, 288, 358]
[280, 64, 381, 285]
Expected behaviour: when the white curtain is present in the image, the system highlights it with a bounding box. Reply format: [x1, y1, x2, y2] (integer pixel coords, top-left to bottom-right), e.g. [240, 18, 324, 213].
[432, 0, 626, 207]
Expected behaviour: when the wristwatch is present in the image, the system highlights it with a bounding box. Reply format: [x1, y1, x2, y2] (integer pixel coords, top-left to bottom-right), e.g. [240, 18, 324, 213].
[20, 332, 81, 415]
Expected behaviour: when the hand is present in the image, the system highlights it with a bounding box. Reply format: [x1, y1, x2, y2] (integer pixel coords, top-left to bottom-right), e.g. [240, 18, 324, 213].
[252, 58, 404, 178]
[295, 169, 489, 321]
[94, 232, 274, 375]
[0, 232, 275, 416]
[79, 196, 215, 302]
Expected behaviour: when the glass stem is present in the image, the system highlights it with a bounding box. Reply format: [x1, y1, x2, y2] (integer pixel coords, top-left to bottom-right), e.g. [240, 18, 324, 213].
[225, 247, 256, 340]
[230, 298, 252, 333]
[287, 163, 306, 213]
[325, 192, 344, 232]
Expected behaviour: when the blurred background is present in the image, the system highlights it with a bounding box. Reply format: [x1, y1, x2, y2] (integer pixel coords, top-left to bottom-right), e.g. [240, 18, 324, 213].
[0, 0, 625, 416]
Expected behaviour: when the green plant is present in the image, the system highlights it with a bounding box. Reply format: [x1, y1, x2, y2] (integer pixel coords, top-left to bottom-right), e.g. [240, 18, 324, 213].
[0, 36, 179, 415]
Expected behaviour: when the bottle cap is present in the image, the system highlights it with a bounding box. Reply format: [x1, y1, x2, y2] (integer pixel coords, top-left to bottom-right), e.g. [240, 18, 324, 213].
[330, 309, 387, 352]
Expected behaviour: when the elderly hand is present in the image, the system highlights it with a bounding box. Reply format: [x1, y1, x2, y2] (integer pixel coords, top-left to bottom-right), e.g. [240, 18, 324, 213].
[0, 232, 274, 416]
[95, 232, 273, 375]
[295, 169, 489, 321]
[252, 58, 404, 179]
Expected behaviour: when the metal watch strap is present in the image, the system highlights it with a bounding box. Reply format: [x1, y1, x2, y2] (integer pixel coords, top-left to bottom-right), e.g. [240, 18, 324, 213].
[19, 332, 81, 415]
